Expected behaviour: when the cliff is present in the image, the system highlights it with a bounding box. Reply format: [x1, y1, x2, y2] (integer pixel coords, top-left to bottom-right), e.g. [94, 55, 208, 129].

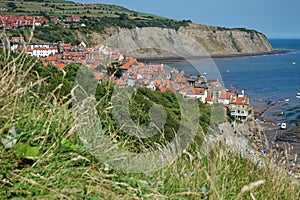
[97, 24, 273, 59]
[179, 24, 273, 56]
[5, 1, 273, 57]
[0, 0, 272, 57]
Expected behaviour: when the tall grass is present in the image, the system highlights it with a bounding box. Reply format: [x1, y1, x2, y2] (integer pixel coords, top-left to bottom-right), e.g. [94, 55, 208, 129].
[0, 40, 299, 199]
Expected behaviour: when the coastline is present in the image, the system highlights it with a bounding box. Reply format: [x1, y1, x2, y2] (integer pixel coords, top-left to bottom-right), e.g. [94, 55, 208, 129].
[138, 49, 291, 63]
[248, 102, 300, 174]
[219, 101, 300, 177]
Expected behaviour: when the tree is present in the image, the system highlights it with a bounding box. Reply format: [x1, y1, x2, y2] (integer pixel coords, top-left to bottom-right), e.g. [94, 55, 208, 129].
[119, 13, 128, 20]
[7, 2, 17, 10]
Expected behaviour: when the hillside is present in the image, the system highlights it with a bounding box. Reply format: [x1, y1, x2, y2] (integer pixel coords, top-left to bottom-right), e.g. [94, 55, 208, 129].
[1, 0, 274, 57]
[0, 48, 299, 200]
[1, 2, 300, 199]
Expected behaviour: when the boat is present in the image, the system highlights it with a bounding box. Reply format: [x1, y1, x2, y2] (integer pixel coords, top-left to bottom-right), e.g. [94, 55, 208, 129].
[292, 62, 296, 65]
[280, 123, 287, 130]
[297, 93, 300, 98]
[284, 98, 290, 102]
[277, 111, 284, 116]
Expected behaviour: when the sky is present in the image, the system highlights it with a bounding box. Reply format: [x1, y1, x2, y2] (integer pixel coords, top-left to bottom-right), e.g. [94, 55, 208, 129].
[73, 0, 300, 39]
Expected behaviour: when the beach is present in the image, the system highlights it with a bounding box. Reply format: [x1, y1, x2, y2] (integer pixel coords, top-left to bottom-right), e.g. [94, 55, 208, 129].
[138, 49, 291, 64]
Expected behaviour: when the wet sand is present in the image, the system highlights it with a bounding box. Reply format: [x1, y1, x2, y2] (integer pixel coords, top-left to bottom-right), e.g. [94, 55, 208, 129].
[138, 50, 291, 63]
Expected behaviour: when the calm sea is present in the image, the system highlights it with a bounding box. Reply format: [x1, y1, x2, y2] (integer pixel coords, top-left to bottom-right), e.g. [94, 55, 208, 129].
[169, 39, 300, 125]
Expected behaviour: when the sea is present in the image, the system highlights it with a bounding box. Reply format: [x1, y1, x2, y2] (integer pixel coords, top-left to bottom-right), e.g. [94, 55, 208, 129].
[168, 39, 300, 129]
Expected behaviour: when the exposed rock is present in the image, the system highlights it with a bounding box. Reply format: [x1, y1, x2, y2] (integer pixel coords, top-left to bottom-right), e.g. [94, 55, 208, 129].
[179, 24, 272, 56]
[93, 24, 273, 58]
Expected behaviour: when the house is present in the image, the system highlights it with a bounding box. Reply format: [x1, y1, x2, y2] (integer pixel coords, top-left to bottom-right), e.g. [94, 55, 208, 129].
[63, 24, 70, 28]
[28, 47, 58, 58]
[51, 17, 60, 24]
[65, 17, 72, 22]
[147, 81, 156, 91]
[65, 16, 80, 22]
[218, 92, 235, 106]
[182, 87, 208, 103]
[79, 41, 87, 48]
[114, 79, 126, 88]
[205, 97, 214, 105]
[159, 87, 168, 92]
[187, 76, 198, 87]
[209, 80, 226, 101]
[94, 72, 104, 83]
[119, 57, 137, 70]
[0, 8, 8, 12]
[228, 91, 250, 120]
[0, 15, 48, 29]
[71, 16, 81, 22]
[57, 63, 66, 70]
[11, 36, 24, 43]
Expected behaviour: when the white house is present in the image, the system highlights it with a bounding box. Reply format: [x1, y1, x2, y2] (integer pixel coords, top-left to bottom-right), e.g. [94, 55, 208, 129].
[98, 45, 113, 56]
[28, 47, 58, 58]
[147, 81, 156, 91]
[228, 91, 250, 120]
[218, 92, 235, 105]
[182, 87, 208, 103]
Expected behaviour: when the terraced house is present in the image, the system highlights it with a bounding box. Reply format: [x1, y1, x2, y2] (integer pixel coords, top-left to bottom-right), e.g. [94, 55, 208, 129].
[228, 90, 251, 120]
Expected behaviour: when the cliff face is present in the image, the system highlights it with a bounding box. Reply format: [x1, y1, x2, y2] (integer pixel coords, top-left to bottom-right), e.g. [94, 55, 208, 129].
[79, 23, 273, 58]
[178, 24, 273, 56]
[98, 24, 273, 58]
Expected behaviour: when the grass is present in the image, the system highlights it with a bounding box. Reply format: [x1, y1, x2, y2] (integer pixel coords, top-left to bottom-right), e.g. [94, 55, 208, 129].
[0, 36, 299, 199]
[1, 0, 190, 45]
[0, 0, 171, 20]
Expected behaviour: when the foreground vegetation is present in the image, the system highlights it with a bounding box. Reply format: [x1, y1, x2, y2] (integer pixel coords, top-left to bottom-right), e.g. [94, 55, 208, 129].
[0, 45, 299, 199]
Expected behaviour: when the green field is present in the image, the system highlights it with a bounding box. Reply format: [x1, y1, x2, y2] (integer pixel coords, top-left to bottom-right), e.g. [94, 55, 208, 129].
[0, 0, 173, 21]
[1, 0, 193, 46]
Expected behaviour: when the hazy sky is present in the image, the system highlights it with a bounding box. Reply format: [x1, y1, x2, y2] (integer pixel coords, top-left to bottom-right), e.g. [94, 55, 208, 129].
[73, 0, 300, 38]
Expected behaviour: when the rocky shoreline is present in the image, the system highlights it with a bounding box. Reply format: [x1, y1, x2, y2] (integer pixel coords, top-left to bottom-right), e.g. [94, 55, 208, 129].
[241, 101, 300, 176]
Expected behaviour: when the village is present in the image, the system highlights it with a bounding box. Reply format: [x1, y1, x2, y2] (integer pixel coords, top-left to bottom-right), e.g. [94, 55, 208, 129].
[0, 13, 83, 29]
[0, 11, 251, 121]
[5, 35, 251, 121]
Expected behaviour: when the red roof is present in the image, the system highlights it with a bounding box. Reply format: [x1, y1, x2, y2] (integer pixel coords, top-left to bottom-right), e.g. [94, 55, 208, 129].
[57, 64, 66, 70]
[33, 47, 49, 51]
[119, 57, 136, 70]
[94, 72, 104, 81]
[230, 96, 249, 105]
[47, 56, 56, 62]
[187, 88, 206, 95]
[159, 87, 168, 92]
[137, 62, 145, 67]
[219, 92, 235, 99]
[115, 79, 125, 86]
